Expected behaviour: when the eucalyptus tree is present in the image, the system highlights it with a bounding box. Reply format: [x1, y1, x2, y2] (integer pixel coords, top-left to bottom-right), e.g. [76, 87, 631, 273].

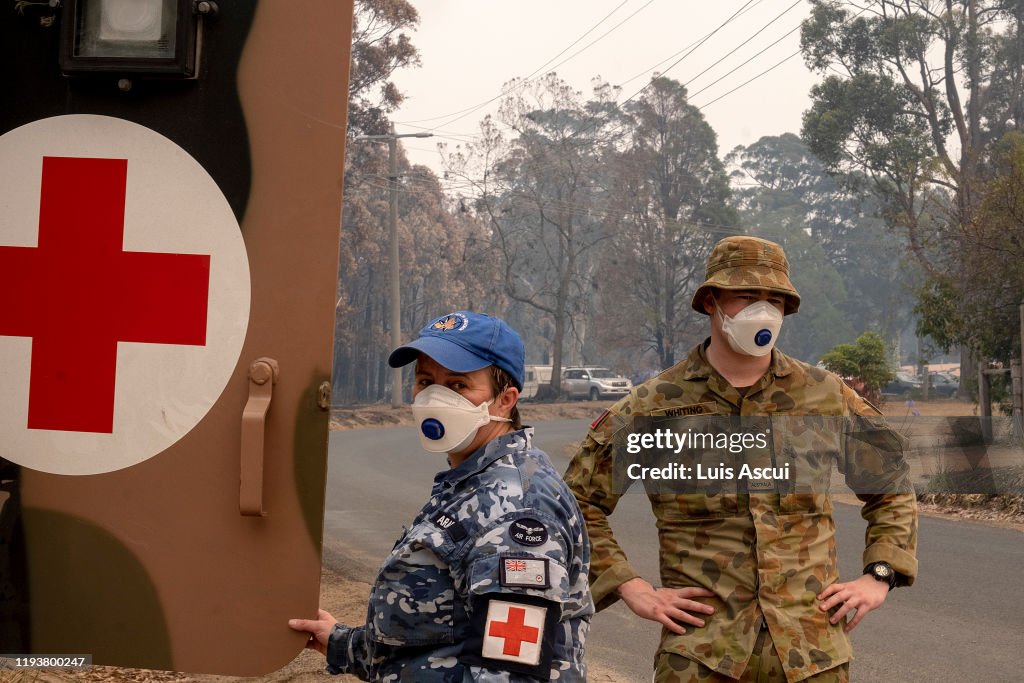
[445, 74, 622, 392]
[336, 144, 498, 403]
[347, 0, 421, 135]
[801, 0, 1024, 378]
[728, 133, 913, 362]
[596, 76, 737, 369]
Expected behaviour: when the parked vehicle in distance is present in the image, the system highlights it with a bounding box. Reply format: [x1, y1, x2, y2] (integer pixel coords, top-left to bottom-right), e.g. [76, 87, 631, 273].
[520, 365, 553, 401]
[562, 367, 632, 401]
[881, 371, 923, 398]
[927, 372, 959, 398]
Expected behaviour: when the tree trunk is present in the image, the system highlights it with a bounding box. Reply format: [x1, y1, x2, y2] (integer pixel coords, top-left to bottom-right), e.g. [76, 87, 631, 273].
[551, 313, 565, 394]
[959, 345, 976, 401]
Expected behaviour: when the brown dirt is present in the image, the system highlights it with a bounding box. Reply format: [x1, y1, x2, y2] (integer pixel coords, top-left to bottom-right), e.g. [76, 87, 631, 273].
[915, 493, 1024, 529]
[15, 566, 365, 683]
[877, 398, 978, 417]
[27, 563, 625, 683]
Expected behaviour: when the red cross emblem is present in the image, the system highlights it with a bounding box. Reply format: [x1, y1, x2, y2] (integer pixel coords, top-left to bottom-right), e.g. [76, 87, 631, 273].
[488, 605, 540, 657]
[0, 156, 210, 434]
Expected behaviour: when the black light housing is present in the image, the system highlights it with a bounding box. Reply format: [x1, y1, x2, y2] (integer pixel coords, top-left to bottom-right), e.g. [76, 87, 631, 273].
[59, 0, 209, 78]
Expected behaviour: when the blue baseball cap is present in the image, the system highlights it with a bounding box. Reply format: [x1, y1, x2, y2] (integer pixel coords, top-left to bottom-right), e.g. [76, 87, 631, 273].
[388, 311, 525, 390]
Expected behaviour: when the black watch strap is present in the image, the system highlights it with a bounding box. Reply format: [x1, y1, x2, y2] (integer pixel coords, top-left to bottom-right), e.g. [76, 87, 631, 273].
[865, 562, 898, 590]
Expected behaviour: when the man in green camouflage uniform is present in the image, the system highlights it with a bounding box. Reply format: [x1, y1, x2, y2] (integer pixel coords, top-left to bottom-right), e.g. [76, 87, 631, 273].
[564, 236, 918, 682]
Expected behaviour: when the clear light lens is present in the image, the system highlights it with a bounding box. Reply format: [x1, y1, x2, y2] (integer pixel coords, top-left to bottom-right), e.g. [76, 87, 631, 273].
[76, 0, 177, 59]
[99, 0, 162, 42]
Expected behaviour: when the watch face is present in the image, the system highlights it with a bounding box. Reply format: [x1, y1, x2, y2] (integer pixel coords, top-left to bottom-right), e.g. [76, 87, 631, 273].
[874, 564, 893, 578]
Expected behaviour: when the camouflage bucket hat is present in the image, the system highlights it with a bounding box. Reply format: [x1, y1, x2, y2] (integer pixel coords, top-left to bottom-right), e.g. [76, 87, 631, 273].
[691, 236, 801, 315]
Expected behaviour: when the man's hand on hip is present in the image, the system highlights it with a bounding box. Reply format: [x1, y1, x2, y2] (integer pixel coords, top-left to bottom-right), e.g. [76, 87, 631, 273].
[817, 574, 889, 633]
[617, 577, 715, 634]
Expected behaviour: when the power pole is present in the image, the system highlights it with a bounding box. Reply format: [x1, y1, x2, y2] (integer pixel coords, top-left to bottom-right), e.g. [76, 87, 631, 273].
[1017, 301, 1024, 419]
[354, 126, 433, 407]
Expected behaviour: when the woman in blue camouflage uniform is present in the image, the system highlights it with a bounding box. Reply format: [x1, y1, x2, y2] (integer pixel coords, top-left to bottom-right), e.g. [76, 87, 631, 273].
[290, 311, 592, 682]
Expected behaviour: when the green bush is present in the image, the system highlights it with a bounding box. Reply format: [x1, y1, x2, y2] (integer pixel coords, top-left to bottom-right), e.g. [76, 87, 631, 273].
[820, 331, 895, 400]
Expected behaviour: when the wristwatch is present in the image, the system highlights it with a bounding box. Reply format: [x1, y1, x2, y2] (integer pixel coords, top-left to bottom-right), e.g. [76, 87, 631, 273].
[864, 562, 897, 590]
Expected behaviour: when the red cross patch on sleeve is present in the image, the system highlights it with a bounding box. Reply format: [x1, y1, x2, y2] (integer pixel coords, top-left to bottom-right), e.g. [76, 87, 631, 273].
[462, 594, 559, 678]
[484, 600, 545, 664]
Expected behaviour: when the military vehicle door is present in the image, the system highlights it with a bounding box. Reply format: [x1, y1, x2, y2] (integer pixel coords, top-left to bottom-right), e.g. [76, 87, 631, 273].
[0, 1, 353, 675]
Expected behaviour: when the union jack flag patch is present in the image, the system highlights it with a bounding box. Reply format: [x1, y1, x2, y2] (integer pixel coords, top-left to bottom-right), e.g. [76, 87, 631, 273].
[499, 555, 549, 588]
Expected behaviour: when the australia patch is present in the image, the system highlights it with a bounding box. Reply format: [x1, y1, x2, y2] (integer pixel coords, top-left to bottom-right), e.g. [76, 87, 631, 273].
[500, 556, 550, 588]
[509, 518, 548, 547]
[431, 512, 468, 542]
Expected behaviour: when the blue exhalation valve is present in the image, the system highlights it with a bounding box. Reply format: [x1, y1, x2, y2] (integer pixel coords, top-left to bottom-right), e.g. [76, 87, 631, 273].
[754, 329, 773, 347]
[421, 418, 445, 440]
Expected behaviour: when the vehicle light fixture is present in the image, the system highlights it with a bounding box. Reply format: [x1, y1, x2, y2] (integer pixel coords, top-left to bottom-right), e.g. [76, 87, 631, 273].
[59, 0, 216, 78]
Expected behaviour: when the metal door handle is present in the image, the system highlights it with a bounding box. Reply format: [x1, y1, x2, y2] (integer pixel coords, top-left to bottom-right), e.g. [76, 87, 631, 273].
[240, 357, 279, 516]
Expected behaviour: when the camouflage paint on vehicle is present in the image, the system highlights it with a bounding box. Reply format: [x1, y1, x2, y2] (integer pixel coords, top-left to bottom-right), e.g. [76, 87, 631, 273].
[0, 0, 353, 674]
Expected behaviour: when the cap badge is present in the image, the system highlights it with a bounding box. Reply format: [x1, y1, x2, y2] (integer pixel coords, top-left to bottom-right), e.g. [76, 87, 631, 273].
[432, 312, 468, 332]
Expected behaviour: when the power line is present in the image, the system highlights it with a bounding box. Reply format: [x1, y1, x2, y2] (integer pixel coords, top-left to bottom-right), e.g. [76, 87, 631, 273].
[398, 2, 799, 153]
[613, 0, 767, 90]
[617, 0, 759, 108]
[690, 6, 869, 109]
[531, 0, 658, 84]
[693, 51, 801, 110]
[433, 0, 658, 132]
[393, 0, 639, 127]
[682, 0, 802, 92]
[391, 4, 874, 185]
[687, 23, 801, 100]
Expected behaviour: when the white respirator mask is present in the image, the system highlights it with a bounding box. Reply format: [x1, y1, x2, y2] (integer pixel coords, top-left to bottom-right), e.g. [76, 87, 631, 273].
[411, 384, 511, 453]
[717, 300, 784, 357]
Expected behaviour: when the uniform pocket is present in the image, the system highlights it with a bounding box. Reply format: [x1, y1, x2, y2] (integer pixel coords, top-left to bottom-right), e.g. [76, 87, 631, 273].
[368, 524, 456, 647]
[770, 414, 840, 514]
[649, 492, 740, 519]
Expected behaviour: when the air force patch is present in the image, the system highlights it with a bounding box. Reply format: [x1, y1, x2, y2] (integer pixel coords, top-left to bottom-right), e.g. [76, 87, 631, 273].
[509, 518, 548, 547]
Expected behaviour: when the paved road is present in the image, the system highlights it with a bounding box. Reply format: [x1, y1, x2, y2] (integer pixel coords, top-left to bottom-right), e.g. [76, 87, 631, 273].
[324, 421, 1023, 682]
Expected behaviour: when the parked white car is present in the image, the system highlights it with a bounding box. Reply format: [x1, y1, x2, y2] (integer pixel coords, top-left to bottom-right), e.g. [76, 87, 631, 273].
[562, 367, 632, 401]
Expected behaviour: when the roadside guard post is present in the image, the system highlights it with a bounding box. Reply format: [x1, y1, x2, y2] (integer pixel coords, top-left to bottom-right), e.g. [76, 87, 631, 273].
[0, 1, 354, 675]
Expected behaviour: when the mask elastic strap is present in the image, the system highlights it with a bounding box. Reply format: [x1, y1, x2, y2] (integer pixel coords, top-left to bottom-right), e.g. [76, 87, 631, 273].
[714, 299, 729, 326]
[482, 398, 513, 423]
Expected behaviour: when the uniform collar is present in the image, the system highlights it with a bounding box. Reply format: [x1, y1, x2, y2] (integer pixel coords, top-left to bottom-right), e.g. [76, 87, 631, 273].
[436, 427, 534, 489]
[679, 339, 797, 382]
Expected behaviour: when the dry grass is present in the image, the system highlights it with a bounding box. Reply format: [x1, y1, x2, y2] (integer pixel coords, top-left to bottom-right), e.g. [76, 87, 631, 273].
[878, 399, 978, 417]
